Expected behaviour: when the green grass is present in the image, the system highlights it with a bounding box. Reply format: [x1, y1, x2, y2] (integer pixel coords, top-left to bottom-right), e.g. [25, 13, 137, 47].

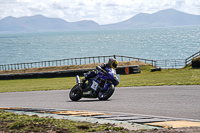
[119, 67, 200, 87]
[0, 77, 75, 93]
[0, 110, 125, 133]
[0, 66, 200, 93]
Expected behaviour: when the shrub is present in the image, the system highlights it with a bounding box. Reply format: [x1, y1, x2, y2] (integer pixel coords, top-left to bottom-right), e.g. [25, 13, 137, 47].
[192, 56, 200, 68]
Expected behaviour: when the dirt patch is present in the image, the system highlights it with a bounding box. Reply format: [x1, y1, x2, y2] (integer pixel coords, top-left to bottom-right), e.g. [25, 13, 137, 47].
[95, 127, 200, 133]
[132, 127, 200, 133]
[0, 61, 149, 75]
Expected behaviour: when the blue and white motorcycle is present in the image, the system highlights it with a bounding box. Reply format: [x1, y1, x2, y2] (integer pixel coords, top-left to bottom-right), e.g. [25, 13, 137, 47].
[69, 68, 119, 101]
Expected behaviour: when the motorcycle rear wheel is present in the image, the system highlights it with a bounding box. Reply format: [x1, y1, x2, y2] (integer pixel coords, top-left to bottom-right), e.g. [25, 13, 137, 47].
[98, 84, 115, 100]
[69, 84, 82, 101]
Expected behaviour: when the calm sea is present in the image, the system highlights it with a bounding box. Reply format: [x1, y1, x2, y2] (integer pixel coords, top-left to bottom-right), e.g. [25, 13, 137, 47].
[0, 26, 200, 65]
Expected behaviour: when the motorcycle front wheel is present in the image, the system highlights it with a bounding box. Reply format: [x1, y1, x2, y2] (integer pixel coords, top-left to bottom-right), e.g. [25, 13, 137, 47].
[98, 84, 115, 100]
[69, 84, 82, 101]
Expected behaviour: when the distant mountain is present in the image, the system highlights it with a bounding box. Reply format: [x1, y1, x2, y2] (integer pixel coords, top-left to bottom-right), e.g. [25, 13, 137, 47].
[0, 9, 200, 32]
[0, 15, 100, 32]
[102, 9, 200, 29]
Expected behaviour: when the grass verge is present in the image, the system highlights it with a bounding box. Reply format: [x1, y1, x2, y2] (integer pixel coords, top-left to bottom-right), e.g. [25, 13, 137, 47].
[0, 66, 200, 93]
[120, 66, 200, 87]
[0, 110, 125, 133]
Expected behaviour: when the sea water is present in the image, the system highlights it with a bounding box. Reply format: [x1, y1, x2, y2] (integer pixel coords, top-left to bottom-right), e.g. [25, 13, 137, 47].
[0, 26, 200, 65]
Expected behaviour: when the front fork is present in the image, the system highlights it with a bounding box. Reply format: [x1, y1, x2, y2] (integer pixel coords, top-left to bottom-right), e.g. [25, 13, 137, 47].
[76, 75, 80, 84]
[75, 75, 84, 90]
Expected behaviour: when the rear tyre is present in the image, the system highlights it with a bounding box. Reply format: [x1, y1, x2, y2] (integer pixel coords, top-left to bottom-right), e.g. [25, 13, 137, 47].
[98, 84, 115, 100]
[69, 84, 82, 101]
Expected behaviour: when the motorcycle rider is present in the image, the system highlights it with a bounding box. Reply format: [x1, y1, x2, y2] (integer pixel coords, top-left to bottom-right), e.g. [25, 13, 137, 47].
[81, 58, 118, 84]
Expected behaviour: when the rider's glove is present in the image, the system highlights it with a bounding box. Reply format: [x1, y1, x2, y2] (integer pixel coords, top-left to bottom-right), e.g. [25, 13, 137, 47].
[101, 69, 108, 74]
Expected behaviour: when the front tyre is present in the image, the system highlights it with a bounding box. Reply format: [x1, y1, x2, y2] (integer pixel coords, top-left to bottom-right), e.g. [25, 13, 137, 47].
[98, 84, 115, 101]
[69, 84, 82, 101]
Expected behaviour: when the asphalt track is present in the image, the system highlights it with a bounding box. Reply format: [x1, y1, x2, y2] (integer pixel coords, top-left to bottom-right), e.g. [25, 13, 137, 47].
[0, 85, 200, 120]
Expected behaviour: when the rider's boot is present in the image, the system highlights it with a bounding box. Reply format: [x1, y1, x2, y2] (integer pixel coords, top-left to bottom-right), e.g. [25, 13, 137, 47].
[81, 78, 86, 84]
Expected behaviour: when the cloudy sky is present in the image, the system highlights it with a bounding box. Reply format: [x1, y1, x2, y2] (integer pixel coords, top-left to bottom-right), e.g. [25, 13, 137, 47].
[0, 0, 200, 25]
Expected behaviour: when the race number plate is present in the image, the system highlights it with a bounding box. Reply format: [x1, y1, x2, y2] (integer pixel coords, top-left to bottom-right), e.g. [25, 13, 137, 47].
[91, 81, 98, 91]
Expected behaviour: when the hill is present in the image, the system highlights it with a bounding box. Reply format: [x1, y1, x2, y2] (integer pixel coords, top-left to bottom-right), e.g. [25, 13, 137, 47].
[0, 9, 200, 32]
[102, 9, 200, 29]
[0, 15, 100, 32]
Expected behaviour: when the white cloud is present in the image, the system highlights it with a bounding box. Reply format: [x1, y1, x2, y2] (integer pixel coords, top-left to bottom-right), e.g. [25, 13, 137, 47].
[0, 0, 200, 25]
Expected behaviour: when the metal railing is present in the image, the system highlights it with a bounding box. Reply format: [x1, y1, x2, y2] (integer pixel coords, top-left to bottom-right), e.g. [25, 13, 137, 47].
[114, 55, 156, 66]
[2, 52, 200, 71]
[185, 51, 200, 66]
[0, 55, 156, 71]
[155, 59, 186, 69]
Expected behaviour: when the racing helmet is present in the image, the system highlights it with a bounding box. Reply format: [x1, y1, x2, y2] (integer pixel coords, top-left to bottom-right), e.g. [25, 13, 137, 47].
[108, 58, 118, 69]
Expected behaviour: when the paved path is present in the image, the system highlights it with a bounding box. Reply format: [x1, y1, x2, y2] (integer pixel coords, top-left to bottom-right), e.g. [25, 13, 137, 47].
[0, 85, 200, 120]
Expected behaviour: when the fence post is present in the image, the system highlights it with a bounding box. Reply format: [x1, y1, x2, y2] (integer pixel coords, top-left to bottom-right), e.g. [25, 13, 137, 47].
[98, 56, 100, 63]
[75, 58, 77, 65]
[84, 58, 86, 64]
[67, 59, 69, 65]
[185, 59, 187, 66]
[175, 60, 177, 68]
[93, 57, 95, 63]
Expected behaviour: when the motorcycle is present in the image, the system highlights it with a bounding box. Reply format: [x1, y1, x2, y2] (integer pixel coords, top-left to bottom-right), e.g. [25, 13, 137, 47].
[69, 68, 119, 101]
